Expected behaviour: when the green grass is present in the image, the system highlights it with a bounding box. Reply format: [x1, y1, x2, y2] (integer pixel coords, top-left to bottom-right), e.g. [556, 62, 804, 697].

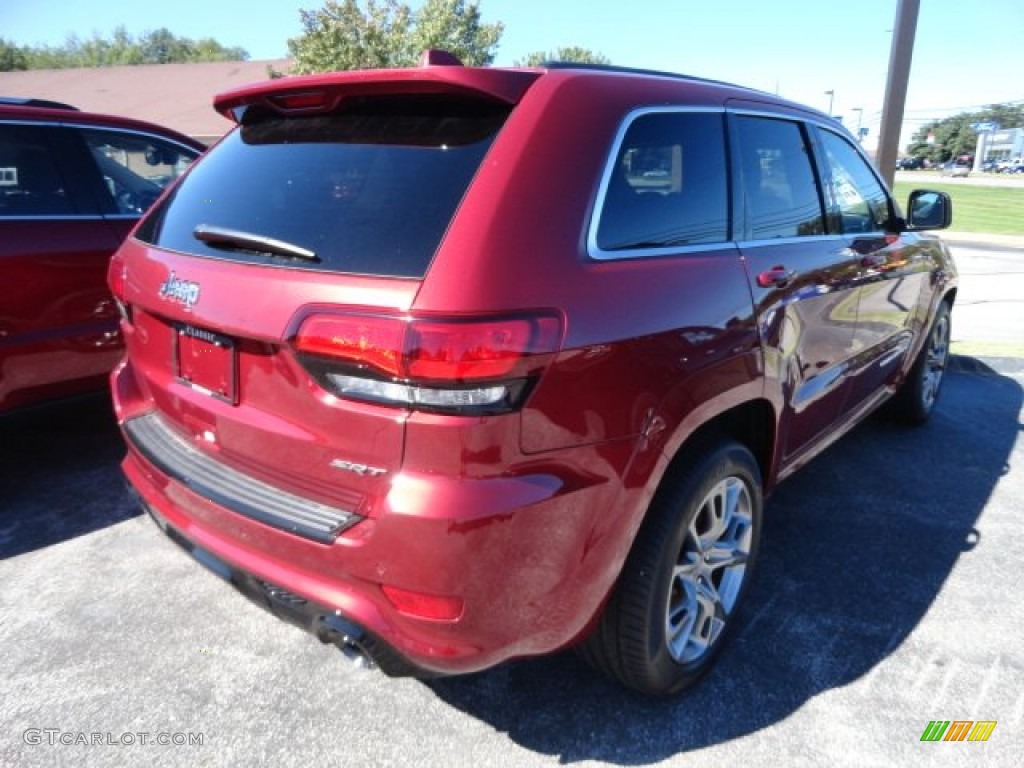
[951, 339, 1024, 358]
[892, 178, 1024, 235]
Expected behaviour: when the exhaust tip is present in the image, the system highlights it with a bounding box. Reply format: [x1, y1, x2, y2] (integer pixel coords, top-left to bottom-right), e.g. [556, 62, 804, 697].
[314, 613, 378, 670]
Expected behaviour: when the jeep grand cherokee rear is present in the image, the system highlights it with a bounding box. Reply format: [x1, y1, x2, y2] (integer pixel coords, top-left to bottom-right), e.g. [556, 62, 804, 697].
[112, 57, 955, 695]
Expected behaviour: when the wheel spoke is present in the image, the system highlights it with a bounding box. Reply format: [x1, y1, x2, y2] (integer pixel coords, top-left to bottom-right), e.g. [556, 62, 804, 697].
[705, 484, 730, 542]
[706, 544, 748, 571]
[687, 516, 704, 552]
[694, 614, 727, 653]
[666, 570, 699, 658]
[671, 588, 726, 662]
[670, 559, 700, 586]
[667, 601, 698, 651]
[695, 571, 723, 607]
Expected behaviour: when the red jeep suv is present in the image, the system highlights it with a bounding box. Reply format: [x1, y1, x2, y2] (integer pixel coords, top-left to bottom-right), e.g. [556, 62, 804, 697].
[110, 57, 956, 695]
[0, 98, 202, 413]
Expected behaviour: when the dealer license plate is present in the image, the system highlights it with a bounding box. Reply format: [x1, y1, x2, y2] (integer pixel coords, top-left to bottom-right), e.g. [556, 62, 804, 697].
[175, 324, 237, 404]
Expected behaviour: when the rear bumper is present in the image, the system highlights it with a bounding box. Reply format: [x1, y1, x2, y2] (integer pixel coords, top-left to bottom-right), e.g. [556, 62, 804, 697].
[136, 491, 422, 676]
[123, 411, 362, 544]
[119, 405, 641, 676]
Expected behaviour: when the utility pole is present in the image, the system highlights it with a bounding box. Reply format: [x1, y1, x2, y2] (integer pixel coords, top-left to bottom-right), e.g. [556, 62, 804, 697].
[824, 89, 835, 116]
[876, 0, 920, 187]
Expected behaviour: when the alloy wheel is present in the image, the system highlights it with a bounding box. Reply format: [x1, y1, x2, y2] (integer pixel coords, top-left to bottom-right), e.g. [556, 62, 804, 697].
[921, 311, 950, 411]
[665, 476, 753, 664]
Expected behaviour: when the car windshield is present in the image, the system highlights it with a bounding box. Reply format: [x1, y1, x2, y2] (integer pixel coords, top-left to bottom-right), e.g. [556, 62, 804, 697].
[135, 95, 509, 278]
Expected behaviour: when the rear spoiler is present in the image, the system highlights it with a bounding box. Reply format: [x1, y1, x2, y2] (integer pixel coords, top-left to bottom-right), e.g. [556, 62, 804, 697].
[214, 56, 540, 123]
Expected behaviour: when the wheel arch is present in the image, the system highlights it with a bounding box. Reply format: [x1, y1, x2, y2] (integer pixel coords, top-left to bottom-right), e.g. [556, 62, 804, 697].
[567, 395, 777, 654]
[577, 400, 772, 694]
[659, 398, 777, 497]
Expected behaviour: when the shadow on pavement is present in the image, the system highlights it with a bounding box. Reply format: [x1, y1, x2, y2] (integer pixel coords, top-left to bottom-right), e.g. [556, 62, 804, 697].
[0, 393, 137, 559]
[426, 358, 1023, 763]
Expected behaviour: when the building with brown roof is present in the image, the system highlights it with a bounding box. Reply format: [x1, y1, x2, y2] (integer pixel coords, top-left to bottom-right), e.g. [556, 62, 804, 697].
[0, 59, 291, 144]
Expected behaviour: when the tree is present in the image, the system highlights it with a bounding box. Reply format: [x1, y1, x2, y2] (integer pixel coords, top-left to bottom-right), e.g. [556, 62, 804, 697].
[412, 0, 502, 65]
[0, 38, 29, 71]
[514, 47, 611, 67]
[287, 0, 503, 74]
[140, 28, 190, 64]
[0, 28, 248, 71]
[906, 103, 1024, 163]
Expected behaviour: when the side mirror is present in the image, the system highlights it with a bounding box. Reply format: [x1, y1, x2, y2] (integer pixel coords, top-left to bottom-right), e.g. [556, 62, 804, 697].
[906, 189, 952, 230]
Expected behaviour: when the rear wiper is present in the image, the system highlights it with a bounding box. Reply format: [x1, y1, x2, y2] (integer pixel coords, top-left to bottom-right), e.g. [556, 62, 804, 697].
[193, 224, 319, 263]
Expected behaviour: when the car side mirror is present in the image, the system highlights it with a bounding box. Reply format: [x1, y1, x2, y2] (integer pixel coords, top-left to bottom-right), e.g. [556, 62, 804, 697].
[906, 189, 952, 231]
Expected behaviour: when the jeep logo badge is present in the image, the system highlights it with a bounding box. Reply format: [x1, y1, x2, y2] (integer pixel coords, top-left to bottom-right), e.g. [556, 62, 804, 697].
[158, 272, 200, 308]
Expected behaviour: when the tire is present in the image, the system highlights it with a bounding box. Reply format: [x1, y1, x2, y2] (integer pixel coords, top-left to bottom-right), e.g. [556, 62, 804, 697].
[891, 301, 951, 425]
[578, 440, 763, 696]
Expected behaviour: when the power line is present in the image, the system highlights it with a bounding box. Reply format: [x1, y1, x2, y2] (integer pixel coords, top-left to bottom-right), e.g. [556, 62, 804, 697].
[902, 98, 1024, 114]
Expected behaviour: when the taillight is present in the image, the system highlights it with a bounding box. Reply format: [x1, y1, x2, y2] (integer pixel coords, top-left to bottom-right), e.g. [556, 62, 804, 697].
[108, 255, 132, 324]
[295, 314, 404, 377]
[292, 311, 563, 415]
[407, 317, 558, 380]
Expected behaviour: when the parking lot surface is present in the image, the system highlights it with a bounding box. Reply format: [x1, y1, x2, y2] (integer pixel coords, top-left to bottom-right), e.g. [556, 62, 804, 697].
[3, 249, 1023, 766]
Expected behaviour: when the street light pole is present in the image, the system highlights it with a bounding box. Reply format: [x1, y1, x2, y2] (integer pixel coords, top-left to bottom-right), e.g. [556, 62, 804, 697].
[852, 107, 864, 140]
[825, 89, 835, 116]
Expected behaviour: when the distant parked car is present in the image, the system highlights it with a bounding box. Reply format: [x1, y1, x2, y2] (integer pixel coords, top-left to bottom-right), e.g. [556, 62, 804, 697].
[896, 156, 924, 170]
[0, 98, 203, 413]
[940, 162, 970, 178]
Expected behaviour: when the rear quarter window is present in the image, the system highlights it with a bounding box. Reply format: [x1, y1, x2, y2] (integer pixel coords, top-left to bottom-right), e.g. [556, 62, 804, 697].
[136, 96, 509, 278]
[591, 110, 729, 257]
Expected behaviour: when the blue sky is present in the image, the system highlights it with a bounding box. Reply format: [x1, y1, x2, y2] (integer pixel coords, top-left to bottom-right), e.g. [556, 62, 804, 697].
[3, 0, 1022, 149]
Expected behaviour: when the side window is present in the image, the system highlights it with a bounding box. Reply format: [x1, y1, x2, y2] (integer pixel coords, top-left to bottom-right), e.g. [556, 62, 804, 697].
[818, 130, 891, 233]
[0, 123, 76, 216]
[735, 116, 825, 240]
[79, 128, 197, 215]
[594, 111, 728, 252]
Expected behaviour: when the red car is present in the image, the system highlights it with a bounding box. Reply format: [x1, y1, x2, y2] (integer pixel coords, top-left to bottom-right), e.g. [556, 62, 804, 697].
[0, 98, 202, 413]
[110, 56, 956, 695]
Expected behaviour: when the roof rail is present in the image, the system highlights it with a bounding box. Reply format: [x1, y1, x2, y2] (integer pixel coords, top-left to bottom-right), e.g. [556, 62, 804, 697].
[0, 96, 79, 111]
[540, 61, 766, 95]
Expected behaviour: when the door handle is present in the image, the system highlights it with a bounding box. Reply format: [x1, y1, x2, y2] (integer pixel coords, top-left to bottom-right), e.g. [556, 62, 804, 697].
[757, 266, 795, 288]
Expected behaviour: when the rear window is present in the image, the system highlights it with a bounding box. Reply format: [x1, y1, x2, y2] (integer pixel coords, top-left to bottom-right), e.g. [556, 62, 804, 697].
[135, 95, 509, 278]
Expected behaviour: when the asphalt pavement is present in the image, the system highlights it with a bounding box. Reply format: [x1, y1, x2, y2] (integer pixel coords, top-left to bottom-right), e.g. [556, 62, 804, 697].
[2, 238, 1022, 767]
[944, 239, 1024, 359]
